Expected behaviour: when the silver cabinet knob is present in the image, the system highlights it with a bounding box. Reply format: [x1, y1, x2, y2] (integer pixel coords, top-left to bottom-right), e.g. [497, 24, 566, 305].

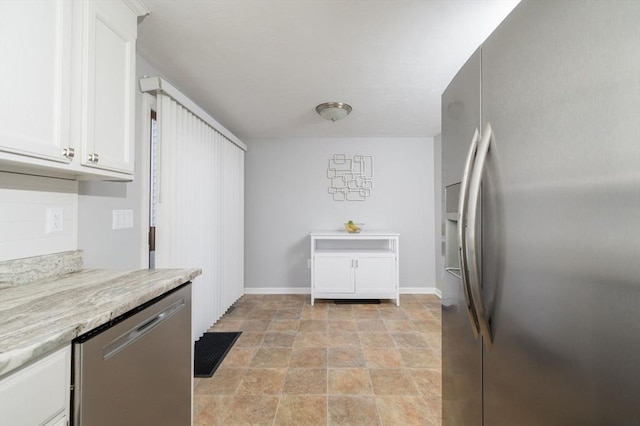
[88, 153, 100, 163]
[62, 148, 75, 159]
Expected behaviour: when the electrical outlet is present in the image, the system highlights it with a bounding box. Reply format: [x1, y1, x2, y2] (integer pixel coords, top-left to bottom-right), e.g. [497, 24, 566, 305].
[46, 208, 63, 234]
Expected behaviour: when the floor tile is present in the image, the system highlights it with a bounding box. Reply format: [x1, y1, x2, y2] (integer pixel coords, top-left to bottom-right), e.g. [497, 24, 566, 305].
[369, 369, 419, 396]
[274, 395, 327, 425]
[327, 331, 361, 348]
[328, 319, 358, 332]
[378, 308, 409, 320]
[294, 331, 329, 348]
[413, 318, 442, 334]
[220, 395, 280, 425]
[356, 319, 387, 332]
[193, 395, 232, 426]
[359, 332, 396, 348]
[194, 368, 245, 395]
[220, 348, 256, 368]
[299, 319, 329, 332]
[235, 331, 265, 347]
[328, 395, 381, 426]
[303, 306, 329, 320]
[399, 348, 441, 368]
[391, 331, 430, 348]
[249, 309, 277, 319]
[384, 319, 417, 332]
[327, 308, 355, 319]
[262, 331, 296, 348]
[268, 319, 300, 332]
[193, 294, 442, 425]
[250, 348, 292, 367]
[283, 368, 327, 394]
[236, 368, 287, 395]
[328, 347, 367, 368]
[241, 319, 272, 331]
[363, 347, 405, 368]
[375, 396, 437, 425]
[225, 308, 253, 319]
[274, 308, 303, 319]
[328, 368, 373, 395]
[411, 368, 442, 397]
[352, 309, 382, 319]
[290, 347, 328, 368]
[209, 319, 244, 331]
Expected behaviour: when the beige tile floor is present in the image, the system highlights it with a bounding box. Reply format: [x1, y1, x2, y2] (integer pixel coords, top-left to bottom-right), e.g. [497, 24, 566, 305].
[193, 294, 442, 426]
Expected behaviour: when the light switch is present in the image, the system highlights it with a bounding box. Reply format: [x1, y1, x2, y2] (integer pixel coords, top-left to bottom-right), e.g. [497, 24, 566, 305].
[112, 210, 134, 230]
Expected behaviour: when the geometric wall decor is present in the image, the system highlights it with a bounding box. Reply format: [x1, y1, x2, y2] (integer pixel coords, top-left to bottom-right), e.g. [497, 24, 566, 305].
[327, 154, 374, 201]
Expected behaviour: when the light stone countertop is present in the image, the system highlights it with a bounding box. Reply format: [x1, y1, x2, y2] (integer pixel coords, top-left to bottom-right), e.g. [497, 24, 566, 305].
[0, 268, 202, 378]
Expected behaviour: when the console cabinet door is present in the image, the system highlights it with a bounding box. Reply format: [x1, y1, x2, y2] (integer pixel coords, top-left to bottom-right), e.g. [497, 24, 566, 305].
[313, 254, 354, 293]
[355, 255, 396, 293]
[0, 0, 73, 163]
[80, 0, 136, 173]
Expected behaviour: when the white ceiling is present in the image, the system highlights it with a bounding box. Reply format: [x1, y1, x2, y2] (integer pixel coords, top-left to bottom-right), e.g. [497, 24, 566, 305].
[137, 0, 519, 140]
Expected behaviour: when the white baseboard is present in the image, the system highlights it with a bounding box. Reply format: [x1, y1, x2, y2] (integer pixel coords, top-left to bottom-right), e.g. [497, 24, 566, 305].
[399, 287, 439, 295]
[244, 286, 442, 298]
[244, 287, 310, 295]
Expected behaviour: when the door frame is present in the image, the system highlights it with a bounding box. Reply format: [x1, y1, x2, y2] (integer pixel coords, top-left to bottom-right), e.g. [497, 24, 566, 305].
[137, 93, 156, 268]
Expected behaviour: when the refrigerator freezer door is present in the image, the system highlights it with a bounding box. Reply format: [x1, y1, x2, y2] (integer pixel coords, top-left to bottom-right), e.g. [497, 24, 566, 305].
[441, 48, 482, 426]
[480, 1, 640, 425]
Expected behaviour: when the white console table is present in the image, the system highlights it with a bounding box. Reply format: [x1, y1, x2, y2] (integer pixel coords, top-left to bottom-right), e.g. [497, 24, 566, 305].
[310, 231, 400, 306]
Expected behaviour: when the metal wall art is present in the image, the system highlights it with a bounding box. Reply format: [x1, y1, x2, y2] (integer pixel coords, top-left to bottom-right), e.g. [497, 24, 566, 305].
[327, 154, 374, 201]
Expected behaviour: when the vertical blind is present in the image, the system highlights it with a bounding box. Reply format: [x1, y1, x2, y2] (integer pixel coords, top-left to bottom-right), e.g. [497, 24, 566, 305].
[155, 94, 244, 341]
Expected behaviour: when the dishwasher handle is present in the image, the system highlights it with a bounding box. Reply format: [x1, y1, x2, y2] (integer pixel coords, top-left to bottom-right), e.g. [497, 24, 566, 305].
[103, 298, 185, 360]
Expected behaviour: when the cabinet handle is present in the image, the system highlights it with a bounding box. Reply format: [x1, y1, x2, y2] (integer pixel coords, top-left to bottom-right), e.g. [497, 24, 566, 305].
[62, 147, 75, 159]
[88, 153, 100, 163]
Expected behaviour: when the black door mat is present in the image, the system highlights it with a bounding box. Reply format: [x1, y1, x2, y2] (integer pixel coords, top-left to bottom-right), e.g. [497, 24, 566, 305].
[194, 332, 241, 377]
[334, 299, 381, 304]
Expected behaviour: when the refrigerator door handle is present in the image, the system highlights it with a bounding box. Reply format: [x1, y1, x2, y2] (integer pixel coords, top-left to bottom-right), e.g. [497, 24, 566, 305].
[458, 127, 481, 338]
[467, 122, 494, 351]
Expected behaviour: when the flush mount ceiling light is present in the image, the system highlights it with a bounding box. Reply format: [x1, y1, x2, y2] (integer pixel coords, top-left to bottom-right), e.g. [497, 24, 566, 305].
[316, 102, 352, 122]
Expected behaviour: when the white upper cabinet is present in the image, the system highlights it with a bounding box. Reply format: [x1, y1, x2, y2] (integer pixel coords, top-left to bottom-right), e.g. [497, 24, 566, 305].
[79, 0, 136, 174]
[0, 0, 74, 164]
[0, 0, 148, 180]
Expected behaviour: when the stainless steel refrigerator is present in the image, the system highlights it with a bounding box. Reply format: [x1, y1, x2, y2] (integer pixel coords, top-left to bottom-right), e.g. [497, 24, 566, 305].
[441, 1, 640, 425]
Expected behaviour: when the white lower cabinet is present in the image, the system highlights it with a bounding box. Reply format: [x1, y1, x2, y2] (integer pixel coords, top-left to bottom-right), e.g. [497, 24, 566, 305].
[310, 232, 400, 305]
[0, 346, 71, 426]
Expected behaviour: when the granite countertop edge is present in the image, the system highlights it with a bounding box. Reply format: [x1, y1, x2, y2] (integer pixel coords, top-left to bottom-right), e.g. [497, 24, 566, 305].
[0, 268, 202, 378]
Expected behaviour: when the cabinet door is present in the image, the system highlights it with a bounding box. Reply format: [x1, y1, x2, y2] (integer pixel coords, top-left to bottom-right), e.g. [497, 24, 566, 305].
[0, 0, 73, 163]
[81, 0, 136, 173]
[0, 346, 71, 426]
[355, 255, 396, 293]
[313, 254, 354, 293]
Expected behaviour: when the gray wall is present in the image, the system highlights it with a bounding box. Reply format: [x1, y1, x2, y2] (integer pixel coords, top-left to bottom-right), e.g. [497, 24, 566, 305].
[244, 137, 436, 291]
[77, 56, 160, 269]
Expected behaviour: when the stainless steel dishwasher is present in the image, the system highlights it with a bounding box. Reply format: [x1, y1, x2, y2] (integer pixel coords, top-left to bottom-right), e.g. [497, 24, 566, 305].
[72, 283, 192, 426]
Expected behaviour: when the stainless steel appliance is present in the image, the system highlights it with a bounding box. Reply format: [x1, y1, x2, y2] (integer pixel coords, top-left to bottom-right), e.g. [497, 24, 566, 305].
[72, 283, 192, 425]
[441, 1, 640, 425]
